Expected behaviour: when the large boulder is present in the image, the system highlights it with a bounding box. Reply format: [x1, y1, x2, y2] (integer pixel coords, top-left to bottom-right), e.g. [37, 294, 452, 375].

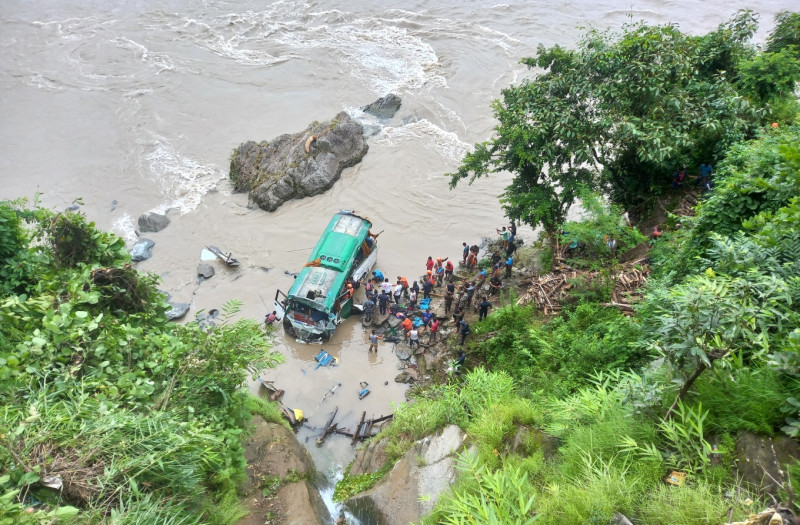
[237, 417, 330, 525]
[137, 212, 170, 233]
[346, 424, 467, 525]
[230, 111, 368, 212]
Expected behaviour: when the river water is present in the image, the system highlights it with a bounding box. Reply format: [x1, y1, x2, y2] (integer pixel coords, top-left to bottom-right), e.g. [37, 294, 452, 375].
[1, 0, 794, 519]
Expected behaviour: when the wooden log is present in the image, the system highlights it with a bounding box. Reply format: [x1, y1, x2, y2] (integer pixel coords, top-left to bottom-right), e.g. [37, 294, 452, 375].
[371, 414, 394, 424]
[352, 411, 366, 446]
[316, 407, 339, 446]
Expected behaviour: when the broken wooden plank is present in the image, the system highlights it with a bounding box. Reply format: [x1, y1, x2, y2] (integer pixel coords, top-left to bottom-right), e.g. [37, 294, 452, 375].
[351, 411, 366, 446]
[316, 407, 339, 446]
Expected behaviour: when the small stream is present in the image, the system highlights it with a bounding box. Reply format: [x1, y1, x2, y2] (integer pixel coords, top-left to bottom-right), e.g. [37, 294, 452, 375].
[250, 309, 414, 523]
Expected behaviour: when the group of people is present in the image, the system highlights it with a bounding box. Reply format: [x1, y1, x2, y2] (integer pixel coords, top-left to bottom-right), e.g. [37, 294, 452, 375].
[672, 163, 713, 191]
[360, 224, 519, 353]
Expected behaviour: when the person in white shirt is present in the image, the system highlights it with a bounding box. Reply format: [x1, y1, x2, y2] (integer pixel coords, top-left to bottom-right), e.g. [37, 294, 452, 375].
[409, 327, 419, 349]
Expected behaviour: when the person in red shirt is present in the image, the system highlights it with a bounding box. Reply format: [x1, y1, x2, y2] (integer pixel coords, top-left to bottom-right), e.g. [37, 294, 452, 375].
[428, 318, 440, 343]
[425, 256, 434, 272]
[444, 259, 454, 282]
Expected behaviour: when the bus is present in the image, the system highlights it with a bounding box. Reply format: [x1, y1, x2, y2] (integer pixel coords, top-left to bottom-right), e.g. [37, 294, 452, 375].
[274, 210, 378, 342]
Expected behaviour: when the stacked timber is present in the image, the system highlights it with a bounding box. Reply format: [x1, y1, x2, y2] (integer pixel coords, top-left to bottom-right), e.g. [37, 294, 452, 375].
[517, 256, 650, 316]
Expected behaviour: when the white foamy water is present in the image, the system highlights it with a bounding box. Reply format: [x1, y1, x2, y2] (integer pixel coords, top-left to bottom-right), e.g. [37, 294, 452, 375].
[376, 119, 472, 164]
[144, 136, 225, 215]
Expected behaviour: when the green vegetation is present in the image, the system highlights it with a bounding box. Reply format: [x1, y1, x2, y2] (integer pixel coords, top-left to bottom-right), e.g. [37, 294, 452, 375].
[449, 11, 800, 240]
[0, 202, 283, 523]
[337, 11, 800, 524]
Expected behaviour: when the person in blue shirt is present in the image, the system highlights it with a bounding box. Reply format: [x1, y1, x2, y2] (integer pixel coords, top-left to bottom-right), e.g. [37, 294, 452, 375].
[696, 163, 713, 190]
[422, 309, 434, 327]
[505, 256, 513, 277]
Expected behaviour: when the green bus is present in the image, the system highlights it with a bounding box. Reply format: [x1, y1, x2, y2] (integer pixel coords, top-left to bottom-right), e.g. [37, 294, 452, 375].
[275, 210, 378, 342]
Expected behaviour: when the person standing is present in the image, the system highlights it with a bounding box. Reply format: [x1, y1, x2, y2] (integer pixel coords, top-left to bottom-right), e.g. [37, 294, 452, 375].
[408, 288, 418, 310]
[505, 255, 514, 278]
[422, 277, 433, 299]
[444, 259, 454, 282]
[362, 296, 375, 322]
[465, 282, 477, 307]
[459, 319, 470, 345]
[425, 256, 435, 273]
[377, 290, 389, 315]
[393, 281, 403, 304]
[398, 275, 410, 296]
[401, 316, 413, 340]
[444, 282, 455, 314]
[462, 242, 469, 264]
[368, 330, 382, 353]
[476, 297, 492, 321]
[408, 327, 419, 349]
[429, 318, 440, 343]
[505, 238, 517, 258]
[452, 305, 464, 326]
[497, 226, 510, 250]
[381, 277, 392, 295]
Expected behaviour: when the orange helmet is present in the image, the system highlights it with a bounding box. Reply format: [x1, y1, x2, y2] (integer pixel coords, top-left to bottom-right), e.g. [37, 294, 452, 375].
[347, 283, 353, 289]
[427, 270, 432, 275]
[437, 258, 442, 262]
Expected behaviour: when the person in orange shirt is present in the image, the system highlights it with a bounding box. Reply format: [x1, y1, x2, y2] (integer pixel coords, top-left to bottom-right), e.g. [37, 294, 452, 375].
[400, 316, 413, 340]
[398, 275, 410, 296]
[341, 283, 354, 301]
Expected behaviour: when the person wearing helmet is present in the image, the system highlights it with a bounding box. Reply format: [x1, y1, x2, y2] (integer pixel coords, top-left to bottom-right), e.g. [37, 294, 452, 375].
[342, 283, 354, 301]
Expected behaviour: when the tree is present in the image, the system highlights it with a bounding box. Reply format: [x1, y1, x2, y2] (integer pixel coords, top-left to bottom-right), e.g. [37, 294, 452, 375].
[449, 12, 782, 238]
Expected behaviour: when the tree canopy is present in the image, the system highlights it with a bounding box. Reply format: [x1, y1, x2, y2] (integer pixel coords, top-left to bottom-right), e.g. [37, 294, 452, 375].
[449, 11, 800, 236]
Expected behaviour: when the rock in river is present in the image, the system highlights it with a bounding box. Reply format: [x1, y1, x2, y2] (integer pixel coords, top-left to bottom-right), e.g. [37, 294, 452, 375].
[361, 93, 402, 119]
[197, 262, 215, 280]
[229, 110, 368, 212]
[130, 238, 155, 262]
[138, 212, 171, 233]
[165, 301, 189, 321]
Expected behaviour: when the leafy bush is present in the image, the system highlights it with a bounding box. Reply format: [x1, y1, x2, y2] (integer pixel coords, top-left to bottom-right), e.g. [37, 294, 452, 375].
[691, 367, 792, 434]
[559, 189, 646, 263]
[0, 201, 282, 520]
[424, 452, 537, 525]
[686, 125, 800, 259]
[474, 301, 643, 397]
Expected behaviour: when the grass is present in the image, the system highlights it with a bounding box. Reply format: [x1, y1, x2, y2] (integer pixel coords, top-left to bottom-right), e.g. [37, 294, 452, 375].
[244, 395, 291, 429]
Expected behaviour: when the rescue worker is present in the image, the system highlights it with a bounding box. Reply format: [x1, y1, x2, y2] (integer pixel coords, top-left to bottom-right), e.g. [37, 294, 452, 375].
[476, 297, 492, 321]
[444, 259, 454, 282]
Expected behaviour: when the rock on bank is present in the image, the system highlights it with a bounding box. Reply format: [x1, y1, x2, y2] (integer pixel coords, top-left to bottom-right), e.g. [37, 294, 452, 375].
[237, 416, 330, 525]
[346, 425, 467, 525]
[229, 111, 368, 212]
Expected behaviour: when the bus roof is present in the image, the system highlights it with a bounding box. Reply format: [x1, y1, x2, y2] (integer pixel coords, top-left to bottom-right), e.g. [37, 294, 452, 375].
[287, 211, 372, 311]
